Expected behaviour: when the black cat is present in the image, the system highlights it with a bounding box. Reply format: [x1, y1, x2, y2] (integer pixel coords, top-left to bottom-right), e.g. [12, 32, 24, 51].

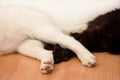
[45, 9, 120, 64]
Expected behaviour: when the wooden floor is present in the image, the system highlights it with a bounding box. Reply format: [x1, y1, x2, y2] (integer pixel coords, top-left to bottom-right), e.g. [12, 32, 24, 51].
[0, 52, 120, 80]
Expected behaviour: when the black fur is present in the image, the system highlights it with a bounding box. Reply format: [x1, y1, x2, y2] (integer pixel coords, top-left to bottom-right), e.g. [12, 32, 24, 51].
[44, 43, 75, 64]
[45, 9, 120, 64]
[71, 9, 120, 53]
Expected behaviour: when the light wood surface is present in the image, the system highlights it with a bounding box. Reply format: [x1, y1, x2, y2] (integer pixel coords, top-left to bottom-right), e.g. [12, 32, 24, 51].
[0, 52, 120, 80]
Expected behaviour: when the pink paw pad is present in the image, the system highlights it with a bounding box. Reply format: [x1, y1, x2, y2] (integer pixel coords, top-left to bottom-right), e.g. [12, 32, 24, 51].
[41, 61, 53, 74]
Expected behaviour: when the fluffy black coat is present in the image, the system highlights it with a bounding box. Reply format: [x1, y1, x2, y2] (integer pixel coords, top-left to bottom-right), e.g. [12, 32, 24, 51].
[44, 9, 120, 64]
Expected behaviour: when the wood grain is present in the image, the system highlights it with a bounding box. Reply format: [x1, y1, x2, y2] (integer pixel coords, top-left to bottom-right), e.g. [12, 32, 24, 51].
[0, 52, 120, 80]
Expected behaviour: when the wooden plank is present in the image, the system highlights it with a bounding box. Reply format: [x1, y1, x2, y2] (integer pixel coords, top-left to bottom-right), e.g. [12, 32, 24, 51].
[0, 52, 120, 80]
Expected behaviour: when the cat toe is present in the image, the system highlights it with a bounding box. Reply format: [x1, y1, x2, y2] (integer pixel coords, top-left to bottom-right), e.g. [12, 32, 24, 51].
[80, 55, 96, 67]
[40, 61, 53, 74]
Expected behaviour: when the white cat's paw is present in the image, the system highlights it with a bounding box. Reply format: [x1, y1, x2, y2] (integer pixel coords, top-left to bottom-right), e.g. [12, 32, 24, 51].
[40, 61, 54, 74]
[80, 54, 96, 67]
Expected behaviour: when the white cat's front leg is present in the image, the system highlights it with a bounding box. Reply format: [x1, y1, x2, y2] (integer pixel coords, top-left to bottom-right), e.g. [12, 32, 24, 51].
[54, 33, 96, 67]
[17, 39, 54, 74]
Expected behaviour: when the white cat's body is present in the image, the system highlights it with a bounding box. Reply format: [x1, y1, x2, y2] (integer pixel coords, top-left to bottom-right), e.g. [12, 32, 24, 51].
[0, 0, 119, 73]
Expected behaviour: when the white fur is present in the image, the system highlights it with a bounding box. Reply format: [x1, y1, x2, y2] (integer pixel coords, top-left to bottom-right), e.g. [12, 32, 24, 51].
[0, 0, 119, 73]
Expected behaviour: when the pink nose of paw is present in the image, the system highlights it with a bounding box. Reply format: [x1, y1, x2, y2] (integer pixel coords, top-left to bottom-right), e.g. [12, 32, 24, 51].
[41, 61, 53, 74]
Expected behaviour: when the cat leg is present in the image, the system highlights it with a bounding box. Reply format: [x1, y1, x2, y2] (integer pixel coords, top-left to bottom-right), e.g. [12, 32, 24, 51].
[30, 25, 96, 67]
[17, 39, 54, 74]
[47, 32, 96, 67]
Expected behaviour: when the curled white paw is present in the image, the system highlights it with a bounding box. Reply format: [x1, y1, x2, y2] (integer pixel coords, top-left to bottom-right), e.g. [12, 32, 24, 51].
[40, 61, 54, 74]
[80, 55, 96, 67]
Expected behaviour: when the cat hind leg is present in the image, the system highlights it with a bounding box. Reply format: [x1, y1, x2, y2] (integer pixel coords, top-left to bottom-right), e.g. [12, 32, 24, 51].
[17, 39, 54, 74]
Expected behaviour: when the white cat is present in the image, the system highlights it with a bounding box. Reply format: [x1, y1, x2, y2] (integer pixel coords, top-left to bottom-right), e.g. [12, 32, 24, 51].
[0, 0, 119, 73]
